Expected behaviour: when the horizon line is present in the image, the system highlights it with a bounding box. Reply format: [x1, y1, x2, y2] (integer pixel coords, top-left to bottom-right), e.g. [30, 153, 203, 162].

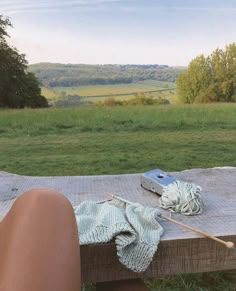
[29, 61, 186, 67]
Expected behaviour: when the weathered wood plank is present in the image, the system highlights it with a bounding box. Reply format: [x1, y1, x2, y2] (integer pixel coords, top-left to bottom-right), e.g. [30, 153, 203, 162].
[0, 167, 236, 282]
[81, 235, 236, 283]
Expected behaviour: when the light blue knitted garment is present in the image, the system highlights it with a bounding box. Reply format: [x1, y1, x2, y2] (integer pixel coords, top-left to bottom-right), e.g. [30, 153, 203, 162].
[74, 199, 164, 272]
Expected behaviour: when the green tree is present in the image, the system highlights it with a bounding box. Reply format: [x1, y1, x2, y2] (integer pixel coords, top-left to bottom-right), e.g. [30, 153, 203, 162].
[176, 55, 211, 103]
[0, 15, 48, 108]
[177, 43, 236, 103]
[176, 71, 193, 103]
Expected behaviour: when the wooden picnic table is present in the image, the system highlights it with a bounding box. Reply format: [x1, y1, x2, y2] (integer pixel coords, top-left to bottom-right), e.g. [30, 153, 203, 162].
[0, 167, 236, 284]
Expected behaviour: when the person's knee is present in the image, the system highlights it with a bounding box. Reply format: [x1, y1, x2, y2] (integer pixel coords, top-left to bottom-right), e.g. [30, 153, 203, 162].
[20, 188, 70, 206]
[0, 188, 77, 236]
[11, 188, 74, 219]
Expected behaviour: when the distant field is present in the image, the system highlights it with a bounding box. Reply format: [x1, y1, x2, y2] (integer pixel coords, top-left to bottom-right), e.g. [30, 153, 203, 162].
[53, 80, 175, 96]
[41, 87, 59, 100]
[41, 80, 177, 104]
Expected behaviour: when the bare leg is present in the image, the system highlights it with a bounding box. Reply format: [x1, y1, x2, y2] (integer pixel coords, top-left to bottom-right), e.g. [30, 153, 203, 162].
[96, 279, 148, 291]
[0, 189, 81, 291]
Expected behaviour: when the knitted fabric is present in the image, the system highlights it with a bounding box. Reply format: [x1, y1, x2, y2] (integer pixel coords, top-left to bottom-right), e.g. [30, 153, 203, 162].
[74, 199, 164, 272]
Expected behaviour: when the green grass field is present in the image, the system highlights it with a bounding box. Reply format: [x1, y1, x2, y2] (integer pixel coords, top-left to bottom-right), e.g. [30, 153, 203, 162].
[0, 104, 236, 290]
[0, 104, 235, 176]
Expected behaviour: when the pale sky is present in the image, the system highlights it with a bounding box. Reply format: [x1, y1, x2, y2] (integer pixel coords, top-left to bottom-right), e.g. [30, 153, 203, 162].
[2, 0, 236, 66]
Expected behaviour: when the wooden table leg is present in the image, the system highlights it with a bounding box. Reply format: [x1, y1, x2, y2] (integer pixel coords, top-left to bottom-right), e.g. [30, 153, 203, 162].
[96, 279, 148, 291]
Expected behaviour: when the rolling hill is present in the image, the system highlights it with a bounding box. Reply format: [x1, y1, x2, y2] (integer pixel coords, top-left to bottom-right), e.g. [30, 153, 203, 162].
[29, 63, 184, 87]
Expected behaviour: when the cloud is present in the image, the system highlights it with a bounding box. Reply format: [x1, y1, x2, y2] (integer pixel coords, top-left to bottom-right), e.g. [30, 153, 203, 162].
[120, 5, 236, 13]
[2, 1, 236, 16]
[1, 0, 123, 15]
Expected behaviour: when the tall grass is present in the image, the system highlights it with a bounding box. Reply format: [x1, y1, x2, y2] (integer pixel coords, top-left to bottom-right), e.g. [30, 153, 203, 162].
[0, 104, 235, 176]
[0, 104, 235, 137]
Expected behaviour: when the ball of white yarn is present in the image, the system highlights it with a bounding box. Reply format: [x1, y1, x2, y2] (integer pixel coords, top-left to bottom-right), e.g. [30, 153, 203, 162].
[159, 180, 204, 215]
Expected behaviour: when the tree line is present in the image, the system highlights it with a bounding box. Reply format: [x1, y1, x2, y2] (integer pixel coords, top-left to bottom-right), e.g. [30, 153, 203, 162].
[29, 63, 183, 87]
[176, 43, 236, 103]
[0, 15, 48, 108]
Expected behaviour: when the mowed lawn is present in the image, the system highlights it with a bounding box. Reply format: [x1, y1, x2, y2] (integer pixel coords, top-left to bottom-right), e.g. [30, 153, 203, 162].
[0, 104, 235, 176]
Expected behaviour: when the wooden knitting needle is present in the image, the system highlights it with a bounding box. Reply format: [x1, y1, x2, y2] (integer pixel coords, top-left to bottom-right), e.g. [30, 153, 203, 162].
[106, 192, 234, 249]
[161, 215, 234, 249]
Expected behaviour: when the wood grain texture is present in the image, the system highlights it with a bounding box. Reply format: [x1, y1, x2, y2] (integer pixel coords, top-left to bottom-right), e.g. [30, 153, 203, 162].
[0, 167, 235, 283]
[81, 235, 236, 283]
